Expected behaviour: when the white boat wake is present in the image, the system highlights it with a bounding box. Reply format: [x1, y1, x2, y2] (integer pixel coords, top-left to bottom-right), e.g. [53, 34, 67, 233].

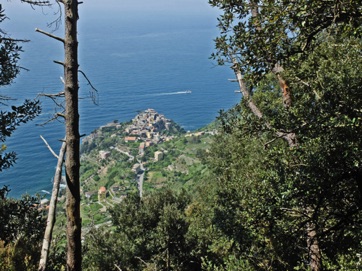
[149, 90, 192, 96]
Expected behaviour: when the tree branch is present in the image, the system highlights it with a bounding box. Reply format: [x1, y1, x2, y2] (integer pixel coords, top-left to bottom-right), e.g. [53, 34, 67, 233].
[232, 57, 263, 119]
[38, 92, 65, 109]
[295, 76, 321, 100]
[78, 69, 99, 105]
[21, 0, 50, 6]
[40, 135, 59, 159]
[0, 37, 30, 42]
[38, 92, 65, 98]
[35, 28, 64, 43]
[232, 58, 297, 147]
[53, 60, 65, 66]
[36, 112, 65, 127]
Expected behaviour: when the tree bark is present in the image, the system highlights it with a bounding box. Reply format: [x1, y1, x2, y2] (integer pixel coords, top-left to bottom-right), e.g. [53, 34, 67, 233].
[307, 222, 322, 271]
[232, 58, 262, 119]
[38, 141, 66, 271]
[232, 58, 297, 147]
[63, 1, 81, 270]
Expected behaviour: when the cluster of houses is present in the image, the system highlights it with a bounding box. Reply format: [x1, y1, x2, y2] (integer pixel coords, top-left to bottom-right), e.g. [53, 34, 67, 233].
[127, 108, 173, 137]
[83, 109, 176, 160]
[123, 108, 176, 155]
[85, 109, 175, 203]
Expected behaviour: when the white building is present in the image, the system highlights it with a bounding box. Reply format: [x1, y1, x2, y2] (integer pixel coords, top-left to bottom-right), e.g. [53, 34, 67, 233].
[154, 151, 164, 161]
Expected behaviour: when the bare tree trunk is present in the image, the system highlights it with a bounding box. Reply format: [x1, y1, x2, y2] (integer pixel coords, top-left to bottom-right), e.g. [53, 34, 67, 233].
[307, 222, 322, 271]
[39, 141, 66, 271]
[63, 1, 81, 270]
[35, 1, 81, 269]
[232, 58, 263, 118]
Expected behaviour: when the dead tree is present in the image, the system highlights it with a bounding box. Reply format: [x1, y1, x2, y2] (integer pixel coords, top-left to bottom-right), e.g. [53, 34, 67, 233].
[38, 139, 66, 271]
[36, 0, 81, 270]
[63, 2, 81, 270]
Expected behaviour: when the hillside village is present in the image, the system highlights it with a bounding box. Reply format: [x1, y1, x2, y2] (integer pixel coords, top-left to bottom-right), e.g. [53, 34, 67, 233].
[40, 109, 215, 229]
[83, 108, 181, 157]
[78, 109, 212, 213]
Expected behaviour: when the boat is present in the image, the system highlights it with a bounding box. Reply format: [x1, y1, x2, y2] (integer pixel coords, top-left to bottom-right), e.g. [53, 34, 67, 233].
[185, 90, 192, 94]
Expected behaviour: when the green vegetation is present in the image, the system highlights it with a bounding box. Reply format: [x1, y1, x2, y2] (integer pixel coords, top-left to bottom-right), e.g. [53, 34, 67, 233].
[1, 1, 362, 271]
[83, 190, 197, 271]
[142, 134, 211, 192]
[0, 186, 45, 271]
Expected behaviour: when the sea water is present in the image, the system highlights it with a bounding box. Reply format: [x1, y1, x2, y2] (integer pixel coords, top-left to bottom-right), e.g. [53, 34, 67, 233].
[0, 2, 240, 197]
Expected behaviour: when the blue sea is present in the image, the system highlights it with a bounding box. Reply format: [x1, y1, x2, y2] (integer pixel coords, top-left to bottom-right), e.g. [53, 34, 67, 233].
[0, 2, 240, 198]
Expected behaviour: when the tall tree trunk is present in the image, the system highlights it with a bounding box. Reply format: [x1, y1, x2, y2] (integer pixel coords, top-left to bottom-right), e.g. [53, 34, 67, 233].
[307, 221, 322, 271]
[63, 1, 81, 270]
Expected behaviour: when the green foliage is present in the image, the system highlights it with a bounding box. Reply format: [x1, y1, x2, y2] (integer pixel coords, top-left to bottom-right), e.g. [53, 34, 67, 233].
[204, 1, 362, 270]
[0, 186, 45, 271]
[205, 38, 362, 270]
[209, 0, 362, 83]
[205, 36, 362, 271]
[207, 116, 297, 269]
[83, 190, 203, 271]
[162, 119, 186, 136]
[0, 102, 41, 173]
[0, 27, 21, 86]
[187, 135, 201, 144]
[0, 186, 45, 246]
[44, 232, 67, 271]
